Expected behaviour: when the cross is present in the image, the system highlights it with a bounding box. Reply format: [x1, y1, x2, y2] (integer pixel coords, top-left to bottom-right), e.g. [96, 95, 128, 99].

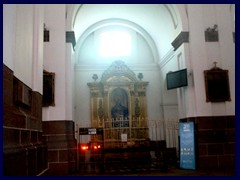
[213, 61, 217, 68]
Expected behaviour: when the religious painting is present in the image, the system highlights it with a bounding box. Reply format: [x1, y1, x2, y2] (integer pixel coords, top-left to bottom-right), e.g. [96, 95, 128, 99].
[43, 71, 55, 106]
[110, 87, 129, 127]
[204, 66, 231, 102]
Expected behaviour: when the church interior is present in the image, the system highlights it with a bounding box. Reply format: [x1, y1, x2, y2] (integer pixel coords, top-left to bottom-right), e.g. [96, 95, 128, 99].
[3, 4, 235, 176]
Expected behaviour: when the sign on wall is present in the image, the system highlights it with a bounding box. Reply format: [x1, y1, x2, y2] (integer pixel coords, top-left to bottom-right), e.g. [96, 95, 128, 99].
[88, 128, 97, 135]
[179, 122, 196, 170]
[121, 134, 128, 142]
[79, 128, 103, 135]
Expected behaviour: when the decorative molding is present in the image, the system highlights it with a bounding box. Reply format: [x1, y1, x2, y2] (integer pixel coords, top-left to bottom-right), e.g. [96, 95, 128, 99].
[163, 4, 178, 29]
[205, 24, 219, 42]
[75, 63, 160, 72]
[66, 31, 76, 50]
[158, 48, 175, 69]
[101, 60, 138, 82]
[171, 31, 189, 51]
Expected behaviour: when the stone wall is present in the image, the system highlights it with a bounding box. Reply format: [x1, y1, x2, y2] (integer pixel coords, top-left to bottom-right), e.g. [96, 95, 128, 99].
[180, 116, 235, 170]
[3, 64, 48, 176]
[42, 120, 77, 176]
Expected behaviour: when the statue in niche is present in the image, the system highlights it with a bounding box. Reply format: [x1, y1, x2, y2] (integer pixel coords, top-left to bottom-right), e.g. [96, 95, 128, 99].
[111, 88, 129, 120]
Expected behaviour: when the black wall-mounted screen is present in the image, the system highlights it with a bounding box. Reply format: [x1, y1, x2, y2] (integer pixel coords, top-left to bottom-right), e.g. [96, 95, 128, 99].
[166, 69, 188, 90]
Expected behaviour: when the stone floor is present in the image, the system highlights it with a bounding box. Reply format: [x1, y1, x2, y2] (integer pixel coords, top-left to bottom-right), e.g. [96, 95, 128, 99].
[69, 164, 235, 176]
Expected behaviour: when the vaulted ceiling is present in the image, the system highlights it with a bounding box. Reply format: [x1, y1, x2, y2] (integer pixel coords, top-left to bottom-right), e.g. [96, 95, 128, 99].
[67, 4, 183, 59]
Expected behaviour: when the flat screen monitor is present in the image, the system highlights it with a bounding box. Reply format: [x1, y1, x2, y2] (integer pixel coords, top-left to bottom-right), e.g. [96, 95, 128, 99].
[166, 69, 188, 90]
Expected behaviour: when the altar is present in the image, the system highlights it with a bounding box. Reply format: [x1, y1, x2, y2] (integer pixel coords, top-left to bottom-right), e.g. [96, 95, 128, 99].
[87, 60, 149, 149]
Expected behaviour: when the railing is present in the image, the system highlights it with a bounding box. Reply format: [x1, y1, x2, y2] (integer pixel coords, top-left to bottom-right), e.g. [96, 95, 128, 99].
[148, 119, 179, 156]
[76, 118, 179, 154]
[104, 118, 148, 128]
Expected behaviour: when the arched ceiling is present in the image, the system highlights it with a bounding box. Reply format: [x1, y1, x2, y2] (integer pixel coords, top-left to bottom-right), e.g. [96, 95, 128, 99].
[67, 4, 183, 59]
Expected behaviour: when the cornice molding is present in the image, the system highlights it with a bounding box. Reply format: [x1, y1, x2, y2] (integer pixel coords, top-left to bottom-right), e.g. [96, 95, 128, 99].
[171, 31, 189, 51]
[158, 48, 175, 69]
[74, 62, 160, 72]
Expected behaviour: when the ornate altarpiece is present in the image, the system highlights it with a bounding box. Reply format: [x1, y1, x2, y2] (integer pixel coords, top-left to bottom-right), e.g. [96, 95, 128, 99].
[87, 60, 149, 149]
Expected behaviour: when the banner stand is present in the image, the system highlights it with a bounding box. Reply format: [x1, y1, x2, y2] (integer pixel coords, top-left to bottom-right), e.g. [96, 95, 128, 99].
[179, 122, 196, 170]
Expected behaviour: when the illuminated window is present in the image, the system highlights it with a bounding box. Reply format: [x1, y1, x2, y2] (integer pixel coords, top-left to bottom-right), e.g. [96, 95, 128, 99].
[98, 31, 132, 57]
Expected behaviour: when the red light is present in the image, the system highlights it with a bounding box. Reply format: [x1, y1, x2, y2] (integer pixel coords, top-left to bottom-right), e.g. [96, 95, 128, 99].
[98, 145, 101, 149]
[81, 145, 88, 151]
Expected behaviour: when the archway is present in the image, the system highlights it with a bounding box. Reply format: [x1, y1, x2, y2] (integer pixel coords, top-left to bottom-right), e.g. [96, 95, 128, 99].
[65, 3, 189, 152]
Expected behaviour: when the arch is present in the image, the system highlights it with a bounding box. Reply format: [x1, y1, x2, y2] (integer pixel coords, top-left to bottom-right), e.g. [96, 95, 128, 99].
[174, 4, 189, 31]
[66, 4, 188, 32]
[74, 18, 159, 64]
[66, 4, 79, 30]
[66, 4, 189, 36]
[163, 4, 179, 29]
[66, 4, 190, 64]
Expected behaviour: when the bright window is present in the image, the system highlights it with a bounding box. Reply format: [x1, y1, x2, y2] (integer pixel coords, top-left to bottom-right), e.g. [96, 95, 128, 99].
[98, 31, 132, 57]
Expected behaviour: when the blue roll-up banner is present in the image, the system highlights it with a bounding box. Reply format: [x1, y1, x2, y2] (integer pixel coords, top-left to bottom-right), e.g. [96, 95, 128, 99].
[179, 122, 196, 170]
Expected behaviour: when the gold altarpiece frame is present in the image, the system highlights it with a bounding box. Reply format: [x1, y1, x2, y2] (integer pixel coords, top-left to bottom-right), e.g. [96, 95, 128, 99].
[87, 60, 149, 149]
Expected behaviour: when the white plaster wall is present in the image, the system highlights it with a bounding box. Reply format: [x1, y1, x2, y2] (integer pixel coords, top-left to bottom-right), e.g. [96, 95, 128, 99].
[187, 4, 235, 117]
[136, 34, 155, 64]
[32, 5, 44, 93]
[159, 53, 178, 105]
[181, 44, 198, 118]
[158, 49, 179, 146]
[142, 68, 162, 121]
[3, 4, 16, 70]
[158, 4, 235, 120]
[159, 4, 235, 119]
[215, 4, 235, 115]
[65, 43, 75, 120]
[230, 4, 235, 32]
[14, 5, 34, 88]
[78, 31, 154, 65]
[74, 70, 93, 127]
[43, 4, 67, 121]
[3, 4, 44, 93]
[185, 5, 210, 118]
